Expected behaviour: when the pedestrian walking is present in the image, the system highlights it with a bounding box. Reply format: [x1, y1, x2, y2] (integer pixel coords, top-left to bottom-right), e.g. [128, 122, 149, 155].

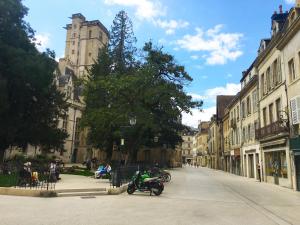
[257, 162, 261, 182]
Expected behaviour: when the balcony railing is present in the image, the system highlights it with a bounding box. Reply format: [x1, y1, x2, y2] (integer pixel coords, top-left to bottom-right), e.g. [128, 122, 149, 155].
[255, 121, 289, 140]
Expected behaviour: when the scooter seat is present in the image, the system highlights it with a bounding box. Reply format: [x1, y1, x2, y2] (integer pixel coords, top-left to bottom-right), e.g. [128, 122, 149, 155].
[144, 177, 158, 182]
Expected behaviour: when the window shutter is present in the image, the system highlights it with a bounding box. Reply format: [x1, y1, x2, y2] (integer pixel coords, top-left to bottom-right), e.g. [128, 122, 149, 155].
[291, 96, 300, 125]
[270, 65, 274, 89]
[297, 97, 300, 124]
[278, 57, 282, 83]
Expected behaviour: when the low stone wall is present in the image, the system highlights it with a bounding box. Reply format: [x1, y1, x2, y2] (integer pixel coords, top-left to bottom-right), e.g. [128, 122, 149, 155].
[0, 187, 57, 197]
[107, 184, 128, 195]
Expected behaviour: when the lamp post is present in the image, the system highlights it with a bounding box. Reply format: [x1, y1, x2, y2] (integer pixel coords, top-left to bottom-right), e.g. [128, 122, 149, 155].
[115, 115, 136, 187]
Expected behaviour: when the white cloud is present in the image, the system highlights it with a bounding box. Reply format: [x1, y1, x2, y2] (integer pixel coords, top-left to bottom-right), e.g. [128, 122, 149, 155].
[155, 19, 189, 35]
[205, 83, 240, 99]
[191, 55, 199, 60]
[188, 93, 206, 100]
[182, 83, 240, 128]
[176, 25, 243, 65]
[33, 33, 50, 52]
[182, 107, 215, 128]
[104, 0, 165, 20]
[285, 0, 295, 4]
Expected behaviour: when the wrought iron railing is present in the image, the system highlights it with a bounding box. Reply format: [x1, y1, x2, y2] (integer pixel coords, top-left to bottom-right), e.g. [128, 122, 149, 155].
[0, 162, 57, 190]
[255, 121, 289, 140]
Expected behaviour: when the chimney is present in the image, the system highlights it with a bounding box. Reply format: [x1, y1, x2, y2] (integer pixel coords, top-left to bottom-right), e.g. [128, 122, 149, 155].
[279, 5, 283, 14]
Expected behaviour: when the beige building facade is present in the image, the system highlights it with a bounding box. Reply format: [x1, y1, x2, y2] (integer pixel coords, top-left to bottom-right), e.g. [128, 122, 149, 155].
[239, 66, 261, 181]
[255, 8, 292, 188]
[278, 4, 300, 191]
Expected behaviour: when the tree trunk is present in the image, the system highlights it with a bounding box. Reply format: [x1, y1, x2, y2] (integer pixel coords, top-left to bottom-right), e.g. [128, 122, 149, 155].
[0, 149, 5, 163]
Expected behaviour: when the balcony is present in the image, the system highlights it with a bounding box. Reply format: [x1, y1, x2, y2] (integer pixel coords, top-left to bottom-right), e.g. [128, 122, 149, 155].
[255, 121, 289, 140]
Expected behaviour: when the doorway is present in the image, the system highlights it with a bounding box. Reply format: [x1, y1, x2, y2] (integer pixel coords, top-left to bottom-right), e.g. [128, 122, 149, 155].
[248, 154, 254, 178]
[295, 155, 300, 191]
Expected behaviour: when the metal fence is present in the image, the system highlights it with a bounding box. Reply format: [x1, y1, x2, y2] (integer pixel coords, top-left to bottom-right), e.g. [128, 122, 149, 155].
[0, 162, 57, 190]
[110, 163, 160, 187]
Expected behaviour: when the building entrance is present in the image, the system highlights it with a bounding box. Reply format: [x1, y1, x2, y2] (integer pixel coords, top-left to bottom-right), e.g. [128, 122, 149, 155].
[295, 155, 300, 191]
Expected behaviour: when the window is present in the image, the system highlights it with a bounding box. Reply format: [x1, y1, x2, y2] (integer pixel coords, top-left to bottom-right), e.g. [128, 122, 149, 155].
[89, 52, 92, 57]
[241, 101, 246, 119]
[269, 103, 274, 124]
[73, 24, 77, 29]
[89, 30, 92, 38]
[73, 33, 76, 38]
[74, 118, 81, 144]
[247, 96, 251, 115]
[234, 108, 236, 120]
[72, 50, 75, 54]
[263, 107, 267, 127]
[72, 41, 75, 45]
[237, 106, 240, 121]
[276, 98, 281, 122]
[278, 57, 282, 83]
[289, 58, 296, 82]
[62, 115, 68, 132]
[242, 127, 246, 143]
[252, 90, 258, 112]
[266, 67, 271, 92]
[248, 125, 251, 141]
[261, 73, 265, 96]
[298, 52, 300, 78]
[99, 31, 103, 41]
[273, 59, 278, 86]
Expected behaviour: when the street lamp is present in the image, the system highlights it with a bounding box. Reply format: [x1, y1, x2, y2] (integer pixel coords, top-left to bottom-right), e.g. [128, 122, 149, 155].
[115, 115, 137, 187]
[129, 116, 137, 126]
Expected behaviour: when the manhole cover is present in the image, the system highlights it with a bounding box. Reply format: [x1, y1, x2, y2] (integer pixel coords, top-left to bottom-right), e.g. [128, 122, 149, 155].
[81, 196, 96, 199]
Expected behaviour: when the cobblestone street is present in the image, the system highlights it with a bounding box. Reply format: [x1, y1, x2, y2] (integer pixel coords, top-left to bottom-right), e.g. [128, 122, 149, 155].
[1, 167, 300, 225]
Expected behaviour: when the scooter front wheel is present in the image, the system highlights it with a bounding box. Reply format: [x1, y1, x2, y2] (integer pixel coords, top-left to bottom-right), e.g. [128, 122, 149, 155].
[127, 185, 135, 194]
[152, 183, 163, 196]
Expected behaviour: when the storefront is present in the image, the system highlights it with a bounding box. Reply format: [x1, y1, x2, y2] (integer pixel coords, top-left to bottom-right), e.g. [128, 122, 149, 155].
[242, 144, 261, 180]
[290, 136, 300, 191]
[261, 139, 292, 188]
[230, 149, 241, 175]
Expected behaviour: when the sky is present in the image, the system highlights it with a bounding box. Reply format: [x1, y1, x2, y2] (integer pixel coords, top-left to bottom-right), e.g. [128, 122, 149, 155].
[23, 0, 297, 128]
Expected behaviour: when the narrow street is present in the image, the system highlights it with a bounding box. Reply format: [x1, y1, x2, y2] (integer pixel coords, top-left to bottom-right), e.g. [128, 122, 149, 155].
[1, 167, 300, 225]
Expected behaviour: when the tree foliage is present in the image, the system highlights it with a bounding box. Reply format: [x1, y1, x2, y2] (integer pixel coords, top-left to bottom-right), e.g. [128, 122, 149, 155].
[82, 11, 202, 162]
[0, 0, 68, 158]
[109, 10, 137, 73]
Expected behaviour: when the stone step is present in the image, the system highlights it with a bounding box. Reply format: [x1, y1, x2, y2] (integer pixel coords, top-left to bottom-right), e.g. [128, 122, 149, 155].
[57, 191, 107, 197]
[56, 188, 106, 193]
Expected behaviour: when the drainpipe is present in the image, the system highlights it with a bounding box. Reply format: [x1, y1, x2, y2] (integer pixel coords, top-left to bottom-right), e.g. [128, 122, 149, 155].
[70, 105, 77, 163]
[282, 50, 294, 189]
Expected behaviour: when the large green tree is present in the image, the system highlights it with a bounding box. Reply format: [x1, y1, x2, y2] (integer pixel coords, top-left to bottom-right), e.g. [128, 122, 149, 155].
[109, 10, 137, 73]
[0, 0, 67, 160]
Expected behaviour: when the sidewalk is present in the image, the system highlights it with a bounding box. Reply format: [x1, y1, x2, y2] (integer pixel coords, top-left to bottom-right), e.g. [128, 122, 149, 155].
[55, 174, 111, 190]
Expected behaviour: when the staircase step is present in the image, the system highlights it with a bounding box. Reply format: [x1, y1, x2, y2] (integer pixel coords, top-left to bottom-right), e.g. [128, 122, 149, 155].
[57, 191, 107, 197]
[56, 188, 106, 193]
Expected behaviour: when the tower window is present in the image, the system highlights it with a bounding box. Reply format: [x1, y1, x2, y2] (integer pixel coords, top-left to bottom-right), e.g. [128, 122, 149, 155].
[89, 30, 92, 38]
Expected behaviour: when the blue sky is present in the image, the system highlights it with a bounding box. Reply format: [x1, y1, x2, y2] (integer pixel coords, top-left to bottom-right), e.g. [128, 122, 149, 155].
[23, 0, 296, 127]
